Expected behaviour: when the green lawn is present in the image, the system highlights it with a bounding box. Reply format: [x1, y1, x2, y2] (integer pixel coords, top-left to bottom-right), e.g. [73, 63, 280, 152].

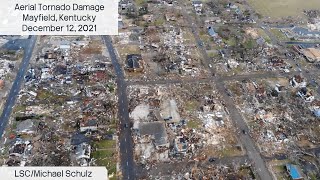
[13, 105, 26, 113]
[92, 140, 117, 177]
[223, 37, 237, 46]
[136, 0, 147, 6]
[185, 100, 199, 112]
[94, 140, 116, 149]
[187, 119, 202, 129]
[270, 29, 288, 41]
[257, 29, 271, 43]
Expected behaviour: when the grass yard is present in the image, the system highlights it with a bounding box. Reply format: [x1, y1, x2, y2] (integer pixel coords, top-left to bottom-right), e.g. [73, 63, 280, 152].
[247, 0, 320, 18]
[270, 29, 288, 41]
[223, 37, 237, 47]
[187, 119, 202, 129]
[256, 29, 271, 43]
[185, 100, 200, 112]
[94, 140, 116, 149]
[92, 140, 117, 178]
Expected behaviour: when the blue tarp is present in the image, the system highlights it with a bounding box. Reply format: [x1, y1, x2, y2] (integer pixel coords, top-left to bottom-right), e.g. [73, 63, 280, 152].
[208, 27, 217, 37]
[286, 164, 302, 179]
[314, 109, 320, 118]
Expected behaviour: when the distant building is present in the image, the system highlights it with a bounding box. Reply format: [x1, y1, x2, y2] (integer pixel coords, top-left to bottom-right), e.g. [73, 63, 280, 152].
[283, 26, 320, 40]
[292, 27, 320, 39]
[301, 48, 320, 62]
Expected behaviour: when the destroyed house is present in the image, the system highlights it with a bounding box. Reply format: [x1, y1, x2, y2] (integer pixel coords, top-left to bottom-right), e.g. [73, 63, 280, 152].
[138, 122, 169, 148]
[126, 54, 143, 72]
[16, 119, 36, 135]
[163, 0, 173, 6]
[71, 133, 90, 145]
[80, 119, 98, 132]
[165, 13, 176, 21]
[10, 144, 26, 156]
[205, 17, 221, 24]
[119, 0, 131, 10]
[174, 136, 188, 154]
[9, 139, 30, 157]
[192, 0, 202, 7]
[290, 75, 305, 88]
[302, 48, 320, 62]
[160, 99, 181, 123]
[44, 52, 57, 59]
[75, 143, 91, 166]
[54, 65, 68, 75]
[60, 41, 71, 50]
[143, 14, 154, 23]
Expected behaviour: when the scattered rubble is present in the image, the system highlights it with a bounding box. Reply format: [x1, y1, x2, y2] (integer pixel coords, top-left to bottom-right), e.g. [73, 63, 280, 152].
[1, 36, 119, 178]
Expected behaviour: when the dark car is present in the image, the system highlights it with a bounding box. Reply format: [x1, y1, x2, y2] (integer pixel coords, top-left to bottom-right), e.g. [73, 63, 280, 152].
[242, 130, 247, 135]
[208, 157, 216, 162]
[124, 123, 129, 128]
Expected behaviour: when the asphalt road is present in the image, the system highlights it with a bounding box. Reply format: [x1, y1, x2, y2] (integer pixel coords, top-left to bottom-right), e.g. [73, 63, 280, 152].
[0, 36, 37, 138]
[180, 5, 273, 179]
[128, 70, 298, 86]
[102, 36, 135, 180]
[217, 83, 274, 179]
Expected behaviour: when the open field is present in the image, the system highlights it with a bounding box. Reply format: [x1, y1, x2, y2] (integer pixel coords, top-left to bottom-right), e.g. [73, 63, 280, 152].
[247, 0, 320, 18]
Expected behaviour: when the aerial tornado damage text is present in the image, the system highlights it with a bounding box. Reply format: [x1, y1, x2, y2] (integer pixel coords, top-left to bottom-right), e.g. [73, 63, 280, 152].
[0, 0, 118, 35]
